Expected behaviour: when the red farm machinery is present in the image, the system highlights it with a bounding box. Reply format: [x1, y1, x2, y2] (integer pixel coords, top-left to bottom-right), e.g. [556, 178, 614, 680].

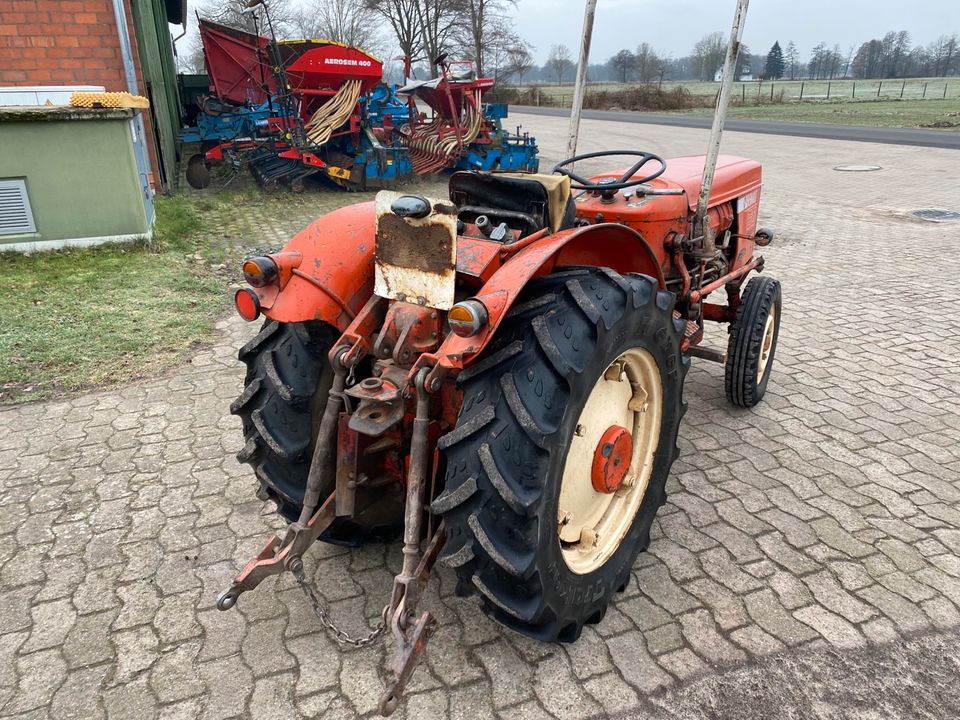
[181, 15, 538, 191]
[215, 0, 776, 714]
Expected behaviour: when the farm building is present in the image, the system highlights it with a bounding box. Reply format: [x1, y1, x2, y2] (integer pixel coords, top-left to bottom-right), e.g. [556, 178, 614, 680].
[0, 0, 186, 250]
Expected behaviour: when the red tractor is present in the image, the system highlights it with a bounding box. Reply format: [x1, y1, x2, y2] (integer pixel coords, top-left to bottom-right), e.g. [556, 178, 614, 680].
[219, 143, 780, 711]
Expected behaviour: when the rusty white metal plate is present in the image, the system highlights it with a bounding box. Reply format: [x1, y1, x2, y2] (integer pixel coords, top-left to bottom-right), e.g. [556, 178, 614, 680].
[374, 190, 458, 310]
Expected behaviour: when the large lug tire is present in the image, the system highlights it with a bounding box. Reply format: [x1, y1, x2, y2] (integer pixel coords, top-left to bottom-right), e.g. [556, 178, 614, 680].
[230, 320, 368, 544]
[434, 268, 688, 642]
[725, 275, 782, 408]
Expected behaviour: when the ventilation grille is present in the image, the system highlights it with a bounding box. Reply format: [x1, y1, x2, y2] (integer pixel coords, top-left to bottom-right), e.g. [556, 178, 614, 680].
[0, 179, 36, 236]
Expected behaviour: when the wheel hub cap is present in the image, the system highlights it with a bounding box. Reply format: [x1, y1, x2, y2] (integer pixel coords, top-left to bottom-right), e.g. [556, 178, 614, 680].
[558, 348, 663, 575]
[757, 304, 777, 379]
[592, 426, 633, 494]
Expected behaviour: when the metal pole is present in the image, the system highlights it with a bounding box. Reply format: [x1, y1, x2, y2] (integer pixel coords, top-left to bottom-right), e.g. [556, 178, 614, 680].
[692, 0, 749, 245]
[565, 0, 598, 159]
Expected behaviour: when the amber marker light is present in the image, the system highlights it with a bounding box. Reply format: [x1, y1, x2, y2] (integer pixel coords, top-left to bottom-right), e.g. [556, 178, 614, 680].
[235, 288, 261, 321]
[448, 300, 488, 337]
[242, 256, 279, 287]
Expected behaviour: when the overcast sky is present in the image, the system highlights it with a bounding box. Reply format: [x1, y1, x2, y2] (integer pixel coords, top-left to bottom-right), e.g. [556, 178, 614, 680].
[516, 0, 960, 63]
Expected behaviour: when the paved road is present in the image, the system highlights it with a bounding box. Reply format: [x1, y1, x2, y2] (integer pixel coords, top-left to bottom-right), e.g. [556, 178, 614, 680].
[1, 126, 960, 719]
[513, 105, 960, 150]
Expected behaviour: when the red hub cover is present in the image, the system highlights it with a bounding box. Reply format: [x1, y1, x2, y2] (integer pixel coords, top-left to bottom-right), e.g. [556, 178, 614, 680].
[591, 425, 633, 494]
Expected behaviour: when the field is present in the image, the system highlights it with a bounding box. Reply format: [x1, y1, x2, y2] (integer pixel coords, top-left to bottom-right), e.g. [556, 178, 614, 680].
[517, 77, 960, 129]
[523, 77, 960, 104]
[685, 98, 960, 128]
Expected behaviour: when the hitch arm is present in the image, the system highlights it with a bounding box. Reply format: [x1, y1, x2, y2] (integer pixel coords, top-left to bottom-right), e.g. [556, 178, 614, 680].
[215, 493, 338, 611]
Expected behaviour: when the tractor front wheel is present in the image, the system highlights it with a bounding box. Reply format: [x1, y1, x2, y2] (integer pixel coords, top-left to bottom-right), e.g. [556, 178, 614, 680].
[725, 275, 782, 408]
[435, 268, 688, 641]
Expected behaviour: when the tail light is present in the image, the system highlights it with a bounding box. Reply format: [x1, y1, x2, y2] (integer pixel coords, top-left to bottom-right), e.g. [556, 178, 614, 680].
[242, 256, 278, 287]
[235, 288, 261, 321]
[448, 300, 488, 337]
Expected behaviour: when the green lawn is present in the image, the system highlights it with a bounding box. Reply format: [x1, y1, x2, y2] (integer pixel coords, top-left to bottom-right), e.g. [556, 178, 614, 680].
[523, 77, 960, 103]
[681, 99, 960, 129]
[0, 196, 228, 403]
[519, 78, 960, 130]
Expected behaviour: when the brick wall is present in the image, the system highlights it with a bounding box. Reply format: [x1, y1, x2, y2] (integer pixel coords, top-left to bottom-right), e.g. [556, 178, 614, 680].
[0, 0, 161, 188]
[0, 1, 130, 89]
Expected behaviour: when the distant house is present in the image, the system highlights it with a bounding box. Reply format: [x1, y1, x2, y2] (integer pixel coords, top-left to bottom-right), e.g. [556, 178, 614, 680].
[714, 65, 753, 82]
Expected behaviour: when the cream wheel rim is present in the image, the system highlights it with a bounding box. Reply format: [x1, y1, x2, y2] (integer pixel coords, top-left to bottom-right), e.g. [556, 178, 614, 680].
[757, 304, 777, 380]
[558, 347, 663, 575]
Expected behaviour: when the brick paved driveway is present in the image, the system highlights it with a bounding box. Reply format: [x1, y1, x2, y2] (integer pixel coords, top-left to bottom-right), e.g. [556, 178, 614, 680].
[2, 118, 959, 719]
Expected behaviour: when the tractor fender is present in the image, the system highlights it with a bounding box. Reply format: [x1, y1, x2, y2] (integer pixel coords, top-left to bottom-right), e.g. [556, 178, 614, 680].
[436, 222, 666, 371]
[257, 202, 376, 330]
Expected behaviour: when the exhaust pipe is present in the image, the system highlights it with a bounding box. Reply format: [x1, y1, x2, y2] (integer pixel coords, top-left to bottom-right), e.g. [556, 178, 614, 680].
[691, 0, 750, 257]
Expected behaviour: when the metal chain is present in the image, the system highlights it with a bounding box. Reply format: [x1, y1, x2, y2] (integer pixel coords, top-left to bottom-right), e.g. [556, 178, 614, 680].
[291, 561, 387, 648]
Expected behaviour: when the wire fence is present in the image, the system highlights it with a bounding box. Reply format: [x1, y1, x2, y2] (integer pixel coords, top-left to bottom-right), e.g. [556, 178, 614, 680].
[526, 78, 960, 109]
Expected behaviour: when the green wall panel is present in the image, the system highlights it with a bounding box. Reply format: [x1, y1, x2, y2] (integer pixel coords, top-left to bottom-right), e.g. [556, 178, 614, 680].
[0, 116, 148, 245]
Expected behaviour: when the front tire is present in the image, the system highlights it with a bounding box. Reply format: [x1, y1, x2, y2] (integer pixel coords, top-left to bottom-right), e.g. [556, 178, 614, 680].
[725, 275, 781, 408]
[434, 268, 687, 641]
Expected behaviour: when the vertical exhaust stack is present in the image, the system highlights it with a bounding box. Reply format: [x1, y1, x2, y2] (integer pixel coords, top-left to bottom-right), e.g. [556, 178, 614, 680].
[691, 0, 750, 258]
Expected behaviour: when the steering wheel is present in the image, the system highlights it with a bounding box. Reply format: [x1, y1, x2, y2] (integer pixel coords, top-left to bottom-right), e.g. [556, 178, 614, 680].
[552, 150, 667, 191]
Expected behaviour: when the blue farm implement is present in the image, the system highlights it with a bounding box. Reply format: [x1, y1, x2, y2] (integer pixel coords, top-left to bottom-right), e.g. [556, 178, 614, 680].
[181, 18, 538, 191]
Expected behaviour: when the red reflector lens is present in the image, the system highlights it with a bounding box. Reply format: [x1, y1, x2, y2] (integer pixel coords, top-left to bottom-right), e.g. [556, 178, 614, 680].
[235, 288, 261, 321]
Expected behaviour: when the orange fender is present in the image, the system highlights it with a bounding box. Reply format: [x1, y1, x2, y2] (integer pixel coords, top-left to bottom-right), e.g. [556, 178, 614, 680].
[255, 202, 376, 330]
[435, 223, 665, 372]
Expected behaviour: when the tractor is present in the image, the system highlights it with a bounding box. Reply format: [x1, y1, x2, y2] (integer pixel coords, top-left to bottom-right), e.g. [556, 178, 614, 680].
[216, 4, 777, 713]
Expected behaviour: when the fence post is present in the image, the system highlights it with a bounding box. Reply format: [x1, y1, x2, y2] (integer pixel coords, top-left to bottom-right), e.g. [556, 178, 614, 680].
[799, 81, 804, 100]
[877, 81, 882, 97]
[945, 83, 949, 99]
[770, 82, 774, 100]
[900, 80, 905, 99]
[852, 81, 855, 98]
[827, 81, 831, 99]
[742, 83, 745, 103]
[923, 82, 927, 99]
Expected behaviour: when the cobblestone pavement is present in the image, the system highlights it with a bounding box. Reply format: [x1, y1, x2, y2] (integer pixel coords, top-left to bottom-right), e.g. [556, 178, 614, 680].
[2, 117, 960, 720]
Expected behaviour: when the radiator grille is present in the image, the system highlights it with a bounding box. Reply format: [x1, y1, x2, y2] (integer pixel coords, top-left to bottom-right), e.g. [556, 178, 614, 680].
[0, 179, 36, 236]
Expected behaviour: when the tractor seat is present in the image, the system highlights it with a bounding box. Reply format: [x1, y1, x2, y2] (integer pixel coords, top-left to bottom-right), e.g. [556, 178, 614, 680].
[449, 171, 575, 238]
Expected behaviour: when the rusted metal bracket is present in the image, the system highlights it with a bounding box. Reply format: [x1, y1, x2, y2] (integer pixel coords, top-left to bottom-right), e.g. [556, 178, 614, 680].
[379, 523, 446, 716]
[215, 492, 339, 611]
[377, 368, 446, 716]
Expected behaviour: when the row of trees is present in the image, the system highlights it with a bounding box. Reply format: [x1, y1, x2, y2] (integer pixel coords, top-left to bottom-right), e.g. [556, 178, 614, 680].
[191, 0, 534, 80]
[759, 32, 960, 81]
[186, 4, 960, 87]
[535, 29, 960, 87]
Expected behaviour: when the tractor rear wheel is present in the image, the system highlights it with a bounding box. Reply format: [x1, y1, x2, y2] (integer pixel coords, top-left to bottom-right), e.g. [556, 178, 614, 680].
[725, 275, 781, 408]
[230, 320, 371, 544]
[434, 268, 687, 641]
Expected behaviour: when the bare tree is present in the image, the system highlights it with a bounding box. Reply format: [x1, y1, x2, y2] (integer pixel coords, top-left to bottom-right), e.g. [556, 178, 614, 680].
[293, 0, 384, 53]
[416, 0, 461, 77]
[364, 0, 422, 67]
[691, 32, 725, 80]
[198, 0, 297, 37]
[927, 34, 955, 76]
[634, 43, 663, 83]
[784, 41, 799, 79]
[503, 43, 534, 85]
[545, 44, 573, 85]
[458, 0, 518, 77]
[609, 50, 635, 83]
